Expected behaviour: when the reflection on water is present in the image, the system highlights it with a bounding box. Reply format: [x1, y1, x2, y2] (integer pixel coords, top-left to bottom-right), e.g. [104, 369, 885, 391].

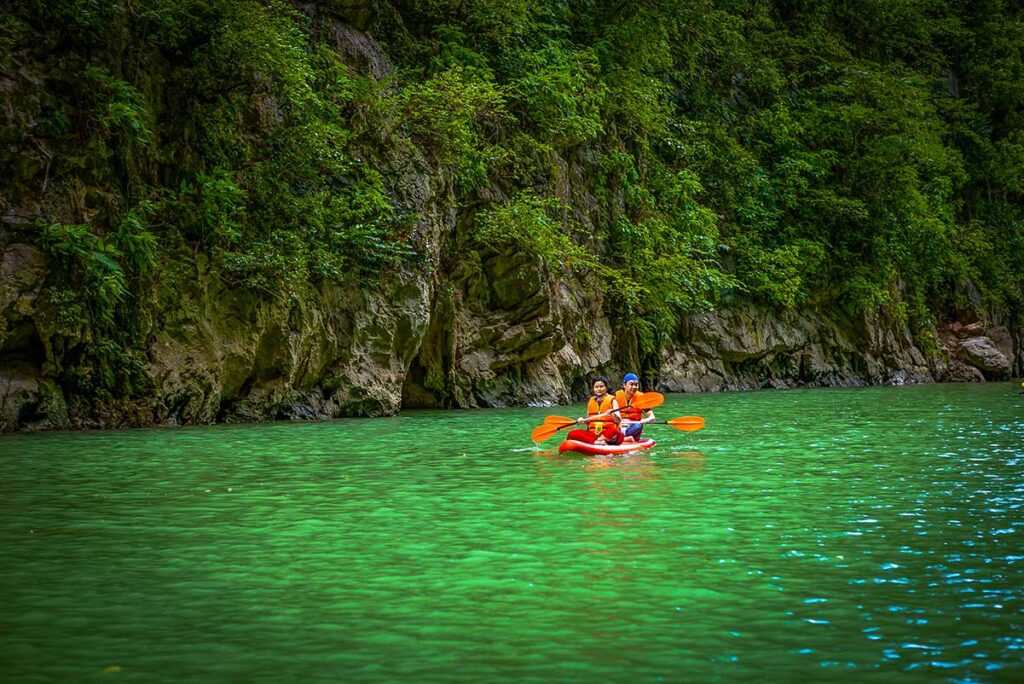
[533, 446, 706, 477]
[579, 450, 707, 479]
[1, 383, 1023, 681]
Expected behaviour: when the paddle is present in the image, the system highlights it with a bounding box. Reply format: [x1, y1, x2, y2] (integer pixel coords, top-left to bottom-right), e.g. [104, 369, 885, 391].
[543, 415, 581, 426]
[532, 392, 666, 442]
[648, 416, 706, 432]
[532, 418, 576, 442]
[532, 414, 706, 442]
[614, 391, 664, 412]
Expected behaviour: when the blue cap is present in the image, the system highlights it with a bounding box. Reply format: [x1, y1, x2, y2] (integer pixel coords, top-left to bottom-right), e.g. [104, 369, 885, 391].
[623, 373, 639, 384]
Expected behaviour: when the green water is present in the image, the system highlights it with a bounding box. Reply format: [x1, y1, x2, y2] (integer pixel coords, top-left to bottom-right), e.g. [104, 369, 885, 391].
[1, 384, 1022, 682]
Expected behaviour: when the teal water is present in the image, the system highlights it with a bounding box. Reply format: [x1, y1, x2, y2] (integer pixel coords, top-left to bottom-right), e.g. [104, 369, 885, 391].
[1, 383, 1023, 682]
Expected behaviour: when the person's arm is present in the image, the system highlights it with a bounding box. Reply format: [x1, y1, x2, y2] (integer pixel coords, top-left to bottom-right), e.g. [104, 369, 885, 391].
[642, 408, 656, 423]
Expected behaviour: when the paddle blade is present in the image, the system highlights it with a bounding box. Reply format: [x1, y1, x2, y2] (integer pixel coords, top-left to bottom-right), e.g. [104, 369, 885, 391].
[666, 416, 705, 432]
[532, 422, 567, 442]
[631, 391, 665, 410]
[543, 415, 577, 427]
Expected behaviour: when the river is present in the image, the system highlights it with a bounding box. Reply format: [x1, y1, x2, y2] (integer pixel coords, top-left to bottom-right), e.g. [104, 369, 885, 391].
[1, 383, 1022, 681]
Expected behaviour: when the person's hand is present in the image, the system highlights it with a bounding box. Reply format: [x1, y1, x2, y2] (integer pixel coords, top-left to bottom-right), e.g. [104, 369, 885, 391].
[577, 417, 585, 424]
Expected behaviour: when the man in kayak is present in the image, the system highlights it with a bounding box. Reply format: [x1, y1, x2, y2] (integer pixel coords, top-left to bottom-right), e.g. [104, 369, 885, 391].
[615, 373, 656, 442]
[565, 376, 624, 445]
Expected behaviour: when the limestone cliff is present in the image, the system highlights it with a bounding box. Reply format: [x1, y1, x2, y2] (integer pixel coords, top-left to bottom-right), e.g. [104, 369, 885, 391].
[0, 2, 1019, 432]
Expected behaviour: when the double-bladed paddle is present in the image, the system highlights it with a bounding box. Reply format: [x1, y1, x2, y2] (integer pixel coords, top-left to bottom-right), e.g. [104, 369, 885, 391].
[531, 391, 666, 442]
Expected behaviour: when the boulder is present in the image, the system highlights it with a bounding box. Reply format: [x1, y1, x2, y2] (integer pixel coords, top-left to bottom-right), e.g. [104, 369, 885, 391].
[959, 336, 1011, 376]
[941, 360, 985, 383]
[986, 326, 1014, 367]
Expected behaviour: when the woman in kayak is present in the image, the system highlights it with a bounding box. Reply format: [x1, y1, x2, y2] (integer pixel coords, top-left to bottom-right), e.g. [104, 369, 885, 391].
[615, 372, 656, 442]
[566, 376, 624, 446]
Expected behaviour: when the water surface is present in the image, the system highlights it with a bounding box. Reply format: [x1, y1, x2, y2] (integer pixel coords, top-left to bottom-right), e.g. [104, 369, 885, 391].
[2, 383, 1023, 682]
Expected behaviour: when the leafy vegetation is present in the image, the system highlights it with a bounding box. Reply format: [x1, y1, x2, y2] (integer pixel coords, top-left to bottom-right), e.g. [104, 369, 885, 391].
[388, 0, 1022, 358]
[3, 0, 1023, 394]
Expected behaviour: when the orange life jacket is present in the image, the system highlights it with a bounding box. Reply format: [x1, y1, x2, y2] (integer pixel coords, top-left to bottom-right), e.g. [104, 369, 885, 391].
[614, 389, 646, 421]
[587, 394, 619, 434]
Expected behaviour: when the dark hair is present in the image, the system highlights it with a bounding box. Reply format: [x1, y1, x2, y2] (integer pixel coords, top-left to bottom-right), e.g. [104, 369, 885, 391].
[591, 375, 609, 389]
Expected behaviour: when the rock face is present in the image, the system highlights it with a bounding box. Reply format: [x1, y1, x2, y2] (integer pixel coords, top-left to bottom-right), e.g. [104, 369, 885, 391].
[0, 243, 68, 430]
[142, 271, 433, 426]
[659, 307, 934, 392]
[401, 248, 606, 410]
[1, 9, 1020, 433]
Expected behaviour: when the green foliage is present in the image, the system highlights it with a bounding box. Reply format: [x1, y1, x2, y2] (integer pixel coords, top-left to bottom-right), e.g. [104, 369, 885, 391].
[84, 66, 153, 147]
[509, 41, 607, 145]
[586, 4, 677, 143]
[427, 25, 494, 78]
[392, 65, 509, 189]
[737, 240, 826, 310]
[43, 288, 87, 337]
[169, 170, 246, 247]
[194, 0, 312, 106]
[398, 0, 538, 50]
[35, 220, 150, 395]
[228, 109, 414, 290]
[37, 222, 127, 327]
[113, 202, 159, 275]
[627, 0, 1024, 333]
[10, 0, 1024, 401]
[20, 0, 128, 43]
[13, 0, 428, 398]
[0, 14, 27, 62]
[605, 164, 739, 354]
[474, 192, 594, 272]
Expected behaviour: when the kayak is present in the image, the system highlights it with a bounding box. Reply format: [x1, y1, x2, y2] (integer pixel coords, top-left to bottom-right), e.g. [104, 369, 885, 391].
[559, 438, 656, 456]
